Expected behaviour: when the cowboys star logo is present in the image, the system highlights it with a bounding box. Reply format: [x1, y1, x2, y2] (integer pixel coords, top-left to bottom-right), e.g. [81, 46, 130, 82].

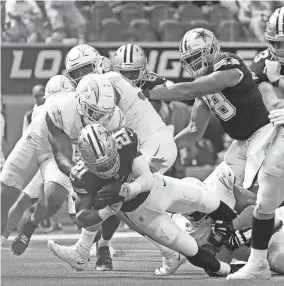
[194, 29, 210, 42]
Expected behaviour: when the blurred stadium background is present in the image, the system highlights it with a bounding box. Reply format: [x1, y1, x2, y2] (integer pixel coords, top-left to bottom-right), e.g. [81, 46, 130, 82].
[1, 0, 283, 231]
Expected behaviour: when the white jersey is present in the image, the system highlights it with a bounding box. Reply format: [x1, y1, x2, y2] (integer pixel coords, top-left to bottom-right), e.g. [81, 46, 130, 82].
[104, 72, 166, 144]
[46, 91, 125, 144]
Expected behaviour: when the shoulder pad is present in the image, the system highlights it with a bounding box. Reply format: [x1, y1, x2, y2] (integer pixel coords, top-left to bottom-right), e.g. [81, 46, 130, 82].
[213, 53, 241, 72]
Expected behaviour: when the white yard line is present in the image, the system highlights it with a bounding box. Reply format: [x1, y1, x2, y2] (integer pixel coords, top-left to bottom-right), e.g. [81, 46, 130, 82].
[7, 232, 142, 241]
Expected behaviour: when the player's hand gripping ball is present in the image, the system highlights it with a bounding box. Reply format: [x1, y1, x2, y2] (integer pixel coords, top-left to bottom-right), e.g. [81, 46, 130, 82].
[97, 181, 125, 204]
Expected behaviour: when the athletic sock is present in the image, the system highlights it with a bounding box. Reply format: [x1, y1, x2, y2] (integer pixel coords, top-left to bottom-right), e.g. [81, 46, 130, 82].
[76, 228, 97, 260]
[249, 215, 274, 262]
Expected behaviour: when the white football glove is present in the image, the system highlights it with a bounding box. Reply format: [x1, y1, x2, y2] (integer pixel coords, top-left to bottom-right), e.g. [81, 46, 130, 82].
[264, 59, 281, 83]
[269, 108, 284, 126]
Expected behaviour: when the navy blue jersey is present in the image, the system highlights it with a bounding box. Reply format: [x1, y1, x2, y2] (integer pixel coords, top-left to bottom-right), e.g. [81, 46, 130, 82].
[203, 52, 269, 140]
[250, 48, 284, 84]
[71, 127, 149, 211]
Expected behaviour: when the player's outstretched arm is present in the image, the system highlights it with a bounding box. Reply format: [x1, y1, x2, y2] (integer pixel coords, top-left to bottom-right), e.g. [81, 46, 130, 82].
[174, 98, 211, 150]
[149, 69, 242, 101]
[46, 112, 74, 176]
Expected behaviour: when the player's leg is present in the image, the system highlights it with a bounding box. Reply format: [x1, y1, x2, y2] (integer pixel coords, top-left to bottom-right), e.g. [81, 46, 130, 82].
[1, 171, 43, 244]
[125, 208, 235, 277]
[95, 215, 120, 271]
[12, 158, 70, 255]
[0, 135, 40, 233]
[48, 192, 100, 271]
[224, 140, 247, 187]
[227, 127, 284, 280]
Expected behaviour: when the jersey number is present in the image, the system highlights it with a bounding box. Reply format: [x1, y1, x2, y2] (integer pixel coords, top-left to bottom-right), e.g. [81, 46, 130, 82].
[254, 50, 270, 63]
[115, 128, 132, 149]
[70, 159, 88, 181]
[204, 93, 236, 121]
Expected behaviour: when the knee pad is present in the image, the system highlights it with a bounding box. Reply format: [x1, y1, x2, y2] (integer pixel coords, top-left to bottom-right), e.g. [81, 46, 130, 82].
[0, 170, 25, 191]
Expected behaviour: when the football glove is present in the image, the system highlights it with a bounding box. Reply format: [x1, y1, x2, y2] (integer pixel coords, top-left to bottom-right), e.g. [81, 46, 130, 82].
[98, 181, 128, 201]
[225, 226, 252, 251]
[264, 59, 281, 84]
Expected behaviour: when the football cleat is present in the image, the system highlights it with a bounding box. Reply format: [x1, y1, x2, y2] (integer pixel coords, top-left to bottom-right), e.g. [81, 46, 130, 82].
[90, 243, 116, 258]
[11, 217, 37, 255]
[226, 259, 271, 280]
[47, 240, 89, 271]
[155, 253, 186, 276]
[95, 242, 113, 271]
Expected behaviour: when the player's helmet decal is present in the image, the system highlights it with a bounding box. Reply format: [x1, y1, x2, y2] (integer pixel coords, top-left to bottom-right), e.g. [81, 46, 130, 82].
[78, 124, 120, 179]
[111, 44, 148, 87]
[265, 7, 284, 63]
[179, 28, 220, 78]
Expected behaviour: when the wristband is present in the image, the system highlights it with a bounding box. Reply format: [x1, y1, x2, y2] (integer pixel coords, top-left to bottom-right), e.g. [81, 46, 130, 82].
[98, 206, 115, 220]
[119, 183, 130, 198]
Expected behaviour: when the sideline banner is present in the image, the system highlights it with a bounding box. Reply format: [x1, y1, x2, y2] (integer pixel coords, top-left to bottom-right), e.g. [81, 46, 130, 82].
[1, 42, 266, 94]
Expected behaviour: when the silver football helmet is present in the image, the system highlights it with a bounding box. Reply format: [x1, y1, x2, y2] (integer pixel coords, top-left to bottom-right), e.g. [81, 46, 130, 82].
[111, 44, 147, 85]
[180, 28, 220, 78]
[78, 123, 120, 179]
[65, 44, 100, 84]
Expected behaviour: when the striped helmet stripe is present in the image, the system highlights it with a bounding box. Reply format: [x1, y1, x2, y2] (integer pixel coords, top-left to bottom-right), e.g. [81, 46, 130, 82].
[279, 8, 284, 35]
[123, 45, 127, 62]
[84, 125, 104, 157]
[130, 44, 134, 63]
[126, 44, 132, 63]
[91, 125, 104, 154]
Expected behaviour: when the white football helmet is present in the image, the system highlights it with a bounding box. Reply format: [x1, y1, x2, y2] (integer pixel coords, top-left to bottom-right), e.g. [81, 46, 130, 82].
[76, 74, 116, 125]
[265, 7, 284, 64]
[111, 44, 147, 85]
[78, 123, 120, 179]
[65, 44, 100, 84]
[179, 28, 220, 78]
[96, 56, 113, 74]
[44, 75, 75, 99]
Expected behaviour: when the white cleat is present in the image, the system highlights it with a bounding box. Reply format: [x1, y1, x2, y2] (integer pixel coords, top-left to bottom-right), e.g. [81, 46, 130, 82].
[226, 259, 271, 280]
[90, 244, 116, 258]
[155, 253, 186, 276]
[47, 240, 89, 272]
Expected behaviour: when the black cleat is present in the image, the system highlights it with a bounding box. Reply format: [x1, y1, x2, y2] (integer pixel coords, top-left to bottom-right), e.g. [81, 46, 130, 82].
[11, 217, 37, 256]
[95, 242, 113, 271]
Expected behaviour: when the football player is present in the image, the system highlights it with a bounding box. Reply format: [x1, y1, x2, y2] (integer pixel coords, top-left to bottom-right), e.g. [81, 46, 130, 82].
[149, 28, 284, 280]
[48, 123, 243, 277]
[111, 44, 172, 114]
[61, 45, 177, 270]
[1, 75, 74, 244]
[250, 7, 284, 112]
[6, 72, 124, 256]
[0, 75, 75, 247]
[158, 161, 284, 276]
